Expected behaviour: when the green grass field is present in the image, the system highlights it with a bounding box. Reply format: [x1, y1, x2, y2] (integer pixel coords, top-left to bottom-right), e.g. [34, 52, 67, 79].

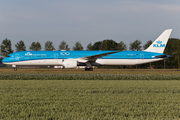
[1, 80, 180, 119]
[1, 68, 180, 74]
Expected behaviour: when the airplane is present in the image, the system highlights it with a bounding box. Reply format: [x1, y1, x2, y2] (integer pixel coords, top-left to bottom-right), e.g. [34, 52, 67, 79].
[2, 29, 172, 71]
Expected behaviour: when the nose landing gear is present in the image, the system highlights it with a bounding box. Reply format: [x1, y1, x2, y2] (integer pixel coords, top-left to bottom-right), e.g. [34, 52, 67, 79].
[12, 65, 17, 71]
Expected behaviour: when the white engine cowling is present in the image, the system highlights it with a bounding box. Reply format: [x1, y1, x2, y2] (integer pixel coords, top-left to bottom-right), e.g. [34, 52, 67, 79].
[62, 60, 77, 68]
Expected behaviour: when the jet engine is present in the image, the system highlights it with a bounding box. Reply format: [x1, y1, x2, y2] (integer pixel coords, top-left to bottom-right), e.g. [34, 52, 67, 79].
[62, 60, 77, 68]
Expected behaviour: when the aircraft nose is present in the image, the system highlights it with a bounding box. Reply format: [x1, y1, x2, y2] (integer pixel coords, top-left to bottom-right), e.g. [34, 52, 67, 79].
[2, 57, 7, 63]
[2, 58, 5, 63]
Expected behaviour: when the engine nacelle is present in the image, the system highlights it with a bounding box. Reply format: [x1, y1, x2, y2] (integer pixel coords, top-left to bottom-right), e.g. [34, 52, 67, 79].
[62, 60, 77, 69]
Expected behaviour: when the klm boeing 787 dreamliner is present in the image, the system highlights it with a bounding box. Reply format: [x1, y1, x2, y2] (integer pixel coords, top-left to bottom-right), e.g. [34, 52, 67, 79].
[2, 29, 172, 71]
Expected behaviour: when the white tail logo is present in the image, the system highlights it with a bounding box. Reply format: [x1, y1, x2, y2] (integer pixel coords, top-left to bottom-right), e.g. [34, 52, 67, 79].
[144, 29, 172, 53]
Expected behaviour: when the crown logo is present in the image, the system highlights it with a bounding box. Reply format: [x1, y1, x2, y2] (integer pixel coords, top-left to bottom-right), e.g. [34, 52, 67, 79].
[156, 40, 162, 44]
[25, 52, 32, 55]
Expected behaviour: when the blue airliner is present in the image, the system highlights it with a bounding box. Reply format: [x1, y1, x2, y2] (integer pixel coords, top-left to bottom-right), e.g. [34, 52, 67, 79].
[2, 29, 172, 71]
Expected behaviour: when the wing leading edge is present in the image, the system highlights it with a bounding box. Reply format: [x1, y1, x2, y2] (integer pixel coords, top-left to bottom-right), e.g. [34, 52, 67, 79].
[77, 50, 121, 62]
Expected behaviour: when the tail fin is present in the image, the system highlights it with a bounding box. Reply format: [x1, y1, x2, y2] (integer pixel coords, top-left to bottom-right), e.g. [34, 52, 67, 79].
[144, 29, 172, 53]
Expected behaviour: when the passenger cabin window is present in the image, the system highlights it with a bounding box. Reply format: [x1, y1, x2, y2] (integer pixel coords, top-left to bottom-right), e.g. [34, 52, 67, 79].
[107, 55, 124, 57]
[126, 55, 135, 57]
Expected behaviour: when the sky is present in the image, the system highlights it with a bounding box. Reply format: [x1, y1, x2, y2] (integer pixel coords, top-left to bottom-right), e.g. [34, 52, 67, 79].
[0, 0, 180, 51]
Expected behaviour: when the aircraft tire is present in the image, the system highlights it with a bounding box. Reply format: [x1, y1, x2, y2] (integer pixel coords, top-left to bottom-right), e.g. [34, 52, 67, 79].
[14, 68, 17, 71]
[89, 68, 93, 71]
[85, 67, 93, 71]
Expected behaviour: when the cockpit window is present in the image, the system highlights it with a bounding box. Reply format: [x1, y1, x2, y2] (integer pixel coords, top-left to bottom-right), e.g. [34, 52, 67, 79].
[7, 56, 10, 57]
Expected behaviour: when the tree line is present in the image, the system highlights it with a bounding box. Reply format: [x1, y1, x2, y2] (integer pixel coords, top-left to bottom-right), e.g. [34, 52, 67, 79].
[0, 38, 152, 56]
[1, 38, 180, 68]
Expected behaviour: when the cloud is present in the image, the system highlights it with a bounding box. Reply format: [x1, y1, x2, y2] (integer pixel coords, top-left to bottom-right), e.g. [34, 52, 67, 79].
[0, 0, 180, 50]
[159, 5, 180, 12]
[0, 15, 13, 23]
[103, 1, 180, 14]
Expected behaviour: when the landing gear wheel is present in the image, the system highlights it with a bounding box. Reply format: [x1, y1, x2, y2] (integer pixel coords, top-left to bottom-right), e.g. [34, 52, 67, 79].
[85, 67, 93, 71]
[14, 68, 17, 71]
[89, 68, 93, 71]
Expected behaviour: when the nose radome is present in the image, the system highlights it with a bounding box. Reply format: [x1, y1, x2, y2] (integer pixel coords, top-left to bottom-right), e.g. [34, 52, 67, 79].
[2, 57, 7, 63]
[2, 58, 5, 63]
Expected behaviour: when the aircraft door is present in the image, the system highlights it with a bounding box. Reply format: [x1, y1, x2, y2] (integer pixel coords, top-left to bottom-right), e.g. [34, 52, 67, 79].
[140, 54, 144, 60]
[54, 53, 58, 59]
[54, 53, 59, 64]
[15, 54, 19, 61]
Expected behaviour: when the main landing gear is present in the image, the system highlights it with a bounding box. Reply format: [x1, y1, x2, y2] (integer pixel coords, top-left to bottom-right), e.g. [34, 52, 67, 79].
[85, 62, 93, 71]
[85, 67, 93, 71]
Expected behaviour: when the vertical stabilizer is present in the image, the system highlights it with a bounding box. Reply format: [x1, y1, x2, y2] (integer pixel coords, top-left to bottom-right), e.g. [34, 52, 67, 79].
[144, 29, 172, 53]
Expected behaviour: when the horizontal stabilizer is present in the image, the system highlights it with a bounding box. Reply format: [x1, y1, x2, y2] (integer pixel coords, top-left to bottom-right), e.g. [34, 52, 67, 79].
[154, 54, 171, 58]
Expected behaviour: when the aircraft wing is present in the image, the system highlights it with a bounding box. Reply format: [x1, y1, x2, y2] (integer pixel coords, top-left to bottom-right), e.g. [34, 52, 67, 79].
[79, 50, 121, 62]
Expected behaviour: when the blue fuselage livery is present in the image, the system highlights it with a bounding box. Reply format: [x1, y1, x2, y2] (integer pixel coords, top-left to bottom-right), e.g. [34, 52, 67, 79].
[2, 29, 172, 71]
[3, 50, 166, 63]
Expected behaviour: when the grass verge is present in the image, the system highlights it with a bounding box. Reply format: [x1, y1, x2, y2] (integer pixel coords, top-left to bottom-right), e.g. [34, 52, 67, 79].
[0, 73, 180, 80]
